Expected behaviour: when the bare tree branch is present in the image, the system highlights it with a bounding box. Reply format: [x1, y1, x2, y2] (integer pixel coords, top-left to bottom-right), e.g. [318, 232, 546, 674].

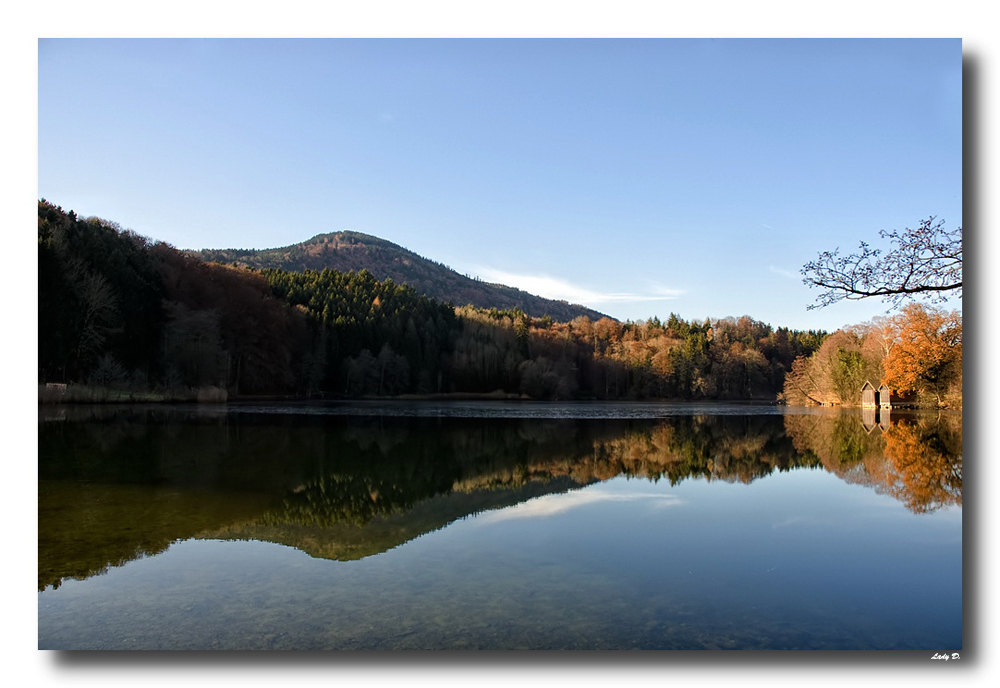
[801, 217, 962, 310]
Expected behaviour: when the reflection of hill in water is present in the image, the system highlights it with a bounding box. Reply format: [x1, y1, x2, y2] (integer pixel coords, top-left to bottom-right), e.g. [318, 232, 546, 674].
[201, 476, 586, 562]
[38, 406, 961, 590]
[38, 482, 274, 592]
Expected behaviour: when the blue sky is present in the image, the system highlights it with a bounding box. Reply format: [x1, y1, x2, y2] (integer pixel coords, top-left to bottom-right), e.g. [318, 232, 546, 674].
[38, 38, 962, 331]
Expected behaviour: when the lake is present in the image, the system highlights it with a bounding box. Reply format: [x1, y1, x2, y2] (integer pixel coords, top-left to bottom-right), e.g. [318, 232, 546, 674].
[37, 401, 962, 651]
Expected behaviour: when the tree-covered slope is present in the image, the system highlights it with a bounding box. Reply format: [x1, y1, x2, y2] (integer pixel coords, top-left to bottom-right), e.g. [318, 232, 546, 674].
[39, 200, 827, 402]
[197, 231, 609, 322]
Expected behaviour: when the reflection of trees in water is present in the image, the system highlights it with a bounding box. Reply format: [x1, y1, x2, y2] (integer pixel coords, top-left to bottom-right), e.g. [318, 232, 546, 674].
[39, 408, 962, 588]
[782, 411, 962, 514]
[37, 481, 273, 591]
[579, 415, 812, 486]
[44, 409, 960, 522]
[258, 426, 464, 528]
[881, 415, 962, 513]
[784, 412, 886, 487]
[258, 418, 611, 528]
[258, 415, 813, 528]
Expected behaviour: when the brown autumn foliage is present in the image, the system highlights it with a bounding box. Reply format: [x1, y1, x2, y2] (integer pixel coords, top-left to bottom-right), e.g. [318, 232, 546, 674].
[154, 246, 308, 394]
[781, 303, 961, 408]
[882, 303, 962, 407]
[780, 330, 879, 406]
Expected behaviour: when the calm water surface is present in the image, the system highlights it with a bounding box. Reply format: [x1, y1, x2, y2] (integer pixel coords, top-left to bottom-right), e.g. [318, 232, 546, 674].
[38, 401, 962, 650]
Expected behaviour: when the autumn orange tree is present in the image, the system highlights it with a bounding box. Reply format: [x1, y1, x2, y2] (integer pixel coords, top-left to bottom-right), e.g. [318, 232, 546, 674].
[882, 303, 962, 407]
[881, 417, 962, 513]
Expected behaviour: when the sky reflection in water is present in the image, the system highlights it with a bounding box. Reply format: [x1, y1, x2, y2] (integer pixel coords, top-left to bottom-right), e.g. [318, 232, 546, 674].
[37, 404, 961, 650]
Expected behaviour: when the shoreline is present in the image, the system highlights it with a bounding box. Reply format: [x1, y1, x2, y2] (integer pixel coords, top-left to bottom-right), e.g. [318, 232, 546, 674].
[38, 384, 959, 410]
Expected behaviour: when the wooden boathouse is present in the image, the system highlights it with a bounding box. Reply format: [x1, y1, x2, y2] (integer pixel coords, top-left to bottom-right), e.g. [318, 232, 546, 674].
[861, 381, 894, 409]
[861, 381, 878, 408]
[860, 381, 893, 434]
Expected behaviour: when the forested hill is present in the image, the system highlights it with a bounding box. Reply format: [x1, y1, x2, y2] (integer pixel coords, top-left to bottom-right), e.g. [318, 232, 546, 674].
[39, 200, 829, 402]
[196, 231, 609, 322]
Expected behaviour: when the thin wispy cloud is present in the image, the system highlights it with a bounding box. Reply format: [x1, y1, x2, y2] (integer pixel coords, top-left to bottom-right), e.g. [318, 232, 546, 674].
[472, 266, 683, 306]
[474, 490, 683, 525]
[769, 265, 800, 280]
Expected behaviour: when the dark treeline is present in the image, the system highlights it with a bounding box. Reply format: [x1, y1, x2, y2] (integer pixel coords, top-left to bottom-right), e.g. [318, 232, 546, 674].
[262, 267, 456, 396]
[450, 307, 825, 400]
[39, 200, 455, 398]
[39, 200, 825, 400]
[39, 201, 166, 386]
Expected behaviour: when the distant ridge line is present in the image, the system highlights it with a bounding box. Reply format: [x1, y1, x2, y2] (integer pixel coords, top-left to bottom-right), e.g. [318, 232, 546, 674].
[196, 231, 611, 322]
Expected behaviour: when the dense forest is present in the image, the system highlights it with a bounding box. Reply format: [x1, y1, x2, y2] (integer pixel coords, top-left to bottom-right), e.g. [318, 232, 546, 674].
[40, 200, 831, 401]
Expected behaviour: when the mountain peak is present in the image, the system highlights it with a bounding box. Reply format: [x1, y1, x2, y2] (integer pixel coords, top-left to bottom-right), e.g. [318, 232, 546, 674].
[198, 233, 610, 322]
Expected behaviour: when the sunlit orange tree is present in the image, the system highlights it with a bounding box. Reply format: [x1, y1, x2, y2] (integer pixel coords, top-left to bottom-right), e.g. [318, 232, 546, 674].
[882, 303, 962, 407]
